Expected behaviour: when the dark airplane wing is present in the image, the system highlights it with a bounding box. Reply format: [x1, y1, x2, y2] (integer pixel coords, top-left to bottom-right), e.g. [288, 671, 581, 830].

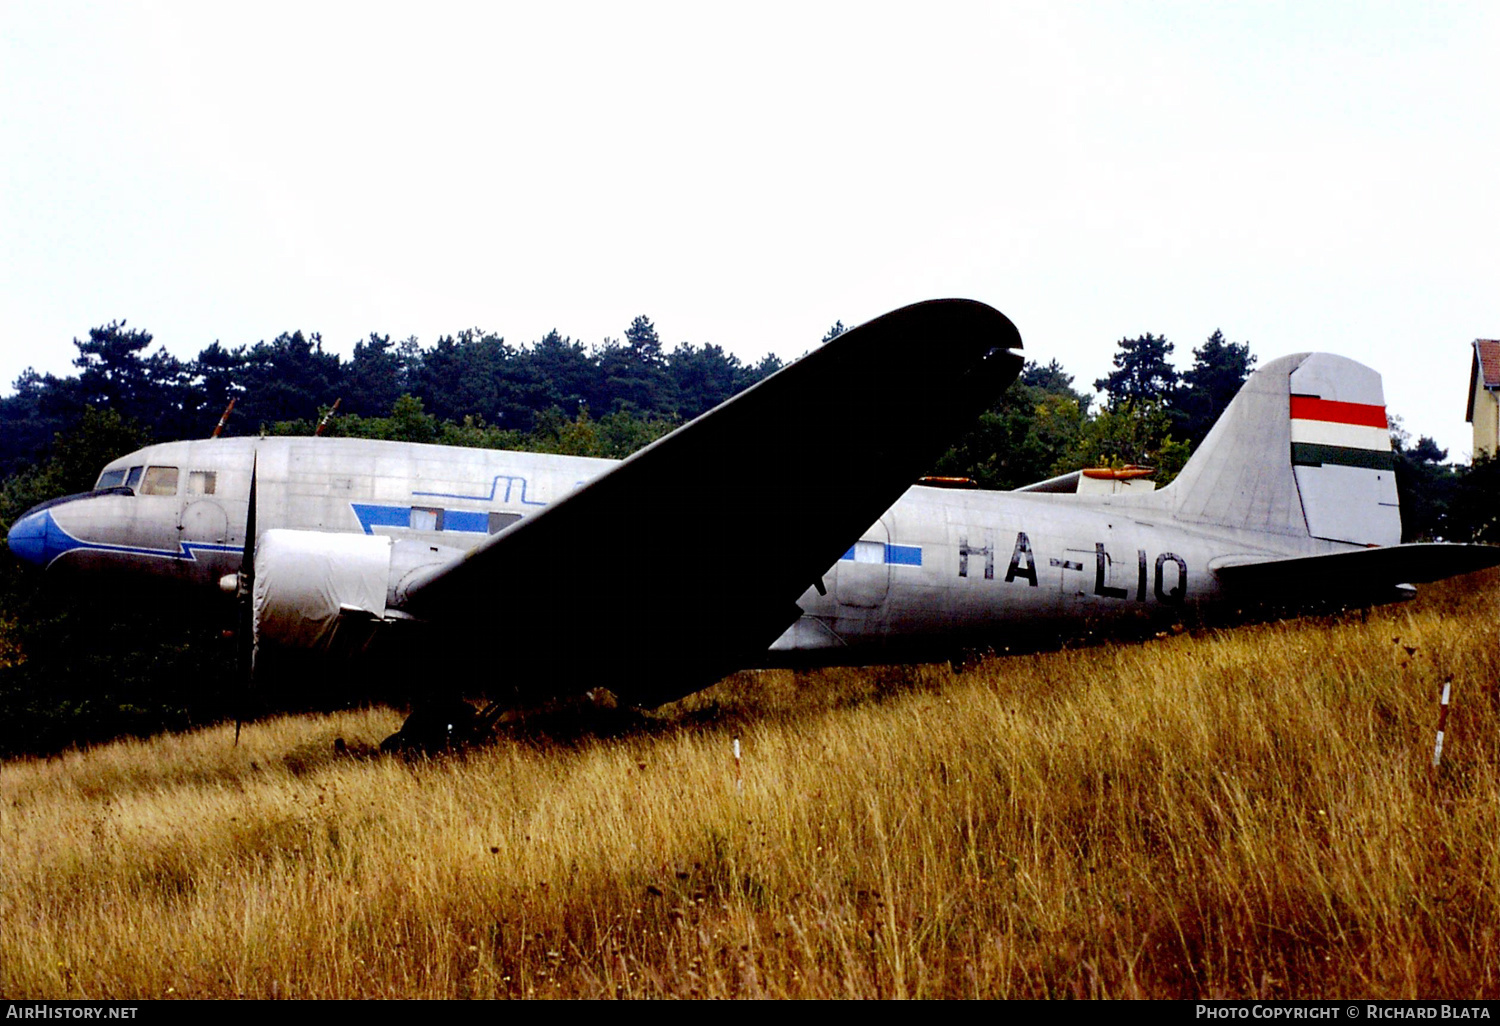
[1213, 543, 1500, 596]
[401, 299, 1023, 706]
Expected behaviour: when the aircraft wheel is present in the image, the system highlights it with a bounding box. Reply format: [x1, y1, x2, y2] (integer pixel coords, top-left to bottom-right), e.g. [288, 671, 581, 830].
[380, 697, 484, 756]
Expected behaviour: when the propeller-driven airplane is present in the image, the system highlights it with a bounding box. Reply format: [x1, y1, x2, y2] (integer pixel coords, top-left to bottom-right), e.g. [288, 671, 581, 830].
[8, 300, 1499, 745]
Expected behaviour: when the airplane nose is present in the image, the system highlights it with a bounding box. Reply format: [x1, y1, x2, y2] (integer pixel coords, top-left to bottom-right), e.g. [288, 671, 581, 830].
[7, 509, 59, 567]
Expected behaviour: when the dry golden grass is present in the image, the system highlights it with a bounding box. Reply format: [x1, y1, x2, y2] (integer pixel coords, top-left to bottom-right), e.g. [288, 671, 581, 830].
[3, 574, 1498, 999]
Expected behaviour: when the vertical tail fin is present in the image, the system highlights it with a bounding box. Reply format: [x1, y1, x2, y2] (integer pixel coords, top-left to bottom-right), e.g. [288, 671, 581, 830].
[1163, 353, 1401, 547]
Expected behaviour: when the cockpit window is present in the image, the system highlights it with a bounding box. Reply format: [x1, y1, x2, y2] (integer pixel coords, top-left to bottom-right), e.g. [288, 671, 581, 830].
[140, 466, 179, 496]
[187, 471, 217, 495]
[96, 469, 127, 489]
[125, 466, 143, 489]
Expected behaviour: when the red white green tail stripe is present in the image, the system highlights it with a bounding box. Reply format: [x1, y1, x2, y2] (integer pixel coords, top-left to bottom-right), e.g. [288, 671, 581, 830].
[1289, 395, 1394, 470]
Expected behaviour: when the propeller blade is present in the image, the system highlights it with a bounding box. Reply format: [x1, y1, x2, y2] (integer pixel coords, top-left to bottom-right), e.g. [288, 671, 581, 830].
[235, 454, 258, 746]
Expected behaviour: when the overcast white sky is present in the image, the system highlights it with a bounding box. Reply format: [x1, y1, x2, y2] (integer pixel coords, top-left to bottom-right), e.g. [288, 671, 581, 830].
[3, 1, 1496, 459]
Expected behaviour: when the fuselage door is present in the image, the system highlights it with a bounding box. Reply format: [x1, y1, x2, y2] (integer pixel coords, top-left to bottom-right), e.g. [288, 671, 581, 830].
[181, 501, 228, 544]
[178, 469, 228, 544]
[834, 518, 891, 609]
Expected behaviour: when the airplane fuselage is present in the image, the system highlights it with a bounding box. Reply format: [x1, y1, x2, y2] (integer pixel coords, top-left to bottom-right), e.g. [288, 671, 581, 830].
[14, 309, 1493, 732]
[9, 434, 1352, 666]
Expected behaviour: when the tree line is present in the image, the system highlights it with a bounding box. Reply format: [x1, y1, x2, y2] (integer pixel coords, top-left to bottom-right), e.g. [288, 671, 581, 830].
[0, 315, 1480, 534]
[0, 316, 787, 478]
[0, 316, 1286, 483]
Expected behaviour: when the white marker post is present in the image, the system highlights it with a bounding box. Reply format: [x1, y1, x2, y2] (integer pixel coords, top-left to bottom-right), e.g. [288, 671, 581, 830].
[1432, 678, 1452, 769]
[733, 736, 742, 794]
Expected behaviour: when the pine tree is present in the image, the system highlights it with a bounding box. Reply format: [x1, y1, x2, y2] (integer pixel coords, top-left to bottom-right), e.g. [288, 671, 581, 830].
[1178, 330, 1254, 445]
[1094, 334, 1178, 409]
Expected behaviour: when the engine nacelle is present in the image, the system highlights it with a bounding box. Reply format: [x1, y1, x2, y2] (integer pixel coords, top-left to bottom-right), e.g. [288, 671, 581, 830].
[253, 530, 393, 652]
[251, 529, 463, 656]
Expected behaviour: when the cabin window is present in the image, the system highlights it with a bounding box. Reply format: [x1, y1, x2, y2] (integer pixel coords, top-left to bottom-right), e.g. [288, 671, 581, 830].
[488, 512, 522, 534]
[410, 506, 444, 531]
[96, 469, 127, 489]
[187, 471, 217, 495]
[125, 466, 143, 488]
[140, 466, 179, 496]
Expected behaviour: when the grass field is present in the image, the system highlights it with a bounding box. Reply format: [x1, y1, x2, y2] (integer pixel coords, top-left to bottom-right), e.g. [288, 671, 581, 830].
[3, 573, 1497, 999]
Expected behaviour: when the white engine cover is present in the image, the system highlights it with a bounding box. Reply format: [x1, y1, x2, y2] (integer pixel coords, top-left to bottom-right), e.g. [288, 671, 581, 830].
[252, 529, 394, 652]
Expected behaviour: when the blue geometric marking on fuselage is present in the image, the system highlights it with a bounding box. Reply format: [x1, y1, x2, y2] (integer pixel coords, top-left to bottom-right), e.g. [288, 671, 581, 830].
[412, 474, 547, 506]
[350, 503, 409, 534]
[350, 503, 493, 536]
[444, 509, 488, 533]
[15, 510, 240, 567]
[886, 544, 923, 566]
[838, 543, 923, 566]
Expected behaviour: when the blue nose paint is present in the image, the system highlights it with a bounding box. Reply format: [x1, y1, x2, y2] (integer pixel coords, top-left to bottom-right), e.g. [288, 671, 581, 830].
[7, 511, 61, 567]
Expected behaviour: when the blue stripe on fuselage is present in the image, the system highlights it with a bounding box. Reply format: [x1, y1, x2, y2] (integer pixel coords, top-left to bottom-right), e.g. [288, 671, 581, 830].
[350, 503, 495, 536]
[886, 544, 922, 566]
[7, 509, 240, 567]
[444, 509, 488, 533]
[838, 543, 923, 566]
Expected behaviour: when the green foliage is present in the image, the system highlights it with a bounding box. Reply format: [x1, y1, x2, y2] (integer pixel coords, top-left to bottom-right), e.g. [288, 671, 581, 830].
[10, 407, 153, 508]
[522, 407, 677, 460]
[1154, 437, 1192, 486]
[1076, 400, 1166, 468]
[0, 411, 224, 757]
[1055, 399, 1189, 485]
[1386, 419, 1460, 543]
[624, 315, 664, 364]
[667, 343, 749, 420]
[1023, 358, 1088, 405]
[0, 370, 70, 478]
[936, 335, 1217, 489]
[1, 316, 786, 470]
[933, 360, 1091, 489]
[1178, 330, 1255, 446]
[1436, 453, 1500, 543]
[238, 331, 344, 431]
[263, 395, 678, 462]
[59, 408, 154, 487]
[436, 415, 528, 452]
[0, 580, 231, 758]
[384, 394, 439, 444]
[750, 352, 785, 379]
[344, 333, 406, 417]
[72, 322, 189, 427]
[1094, 333, 1178, 409]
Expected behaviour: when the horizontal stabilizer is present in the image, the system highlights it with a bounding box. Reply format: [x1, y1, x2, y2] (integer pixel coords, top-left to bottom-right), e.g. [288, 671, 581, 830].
[1213, 543, 1500, 595]
[1012, 470, 1082, 494]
